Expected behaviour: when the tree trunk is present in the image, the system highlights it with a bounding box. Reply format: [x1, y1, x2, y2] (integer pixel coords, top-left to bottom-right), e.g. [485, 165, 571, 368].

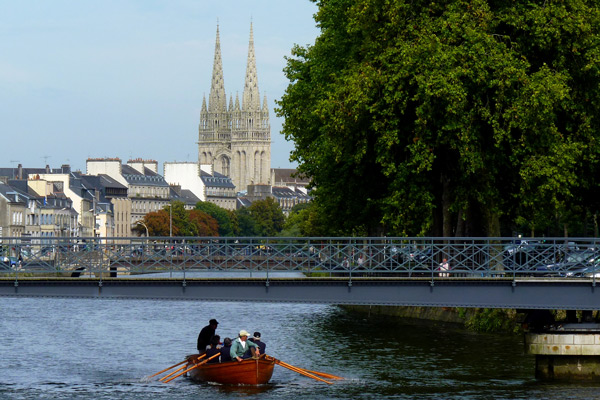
[455, 208, 464, 237]
[442, 176, 452, 237]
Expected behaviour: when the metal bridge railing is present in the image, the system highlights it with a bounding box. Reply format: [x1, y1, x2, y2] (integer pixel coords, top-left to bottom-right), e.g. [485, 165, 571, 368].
[1, 236, 599, 283]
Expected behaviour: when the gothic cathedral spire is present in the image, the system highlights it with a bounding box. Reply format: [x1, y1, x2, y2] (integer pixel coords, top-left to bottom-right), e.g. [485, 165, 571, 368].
[242, 22, 260, 111]
[198, 22, 271, 192]
[209, 24, 227, 113]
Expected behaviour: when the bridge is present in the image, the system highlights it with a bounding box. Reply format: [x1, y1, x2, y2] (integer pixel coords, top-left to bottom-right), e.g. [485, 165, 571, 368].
[2, 236, 600, 309]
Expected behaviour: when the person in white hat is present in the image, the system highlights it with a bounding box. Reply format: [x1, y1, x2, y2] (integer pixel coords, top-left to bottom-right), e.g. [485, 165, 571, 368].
[230, 329, 260, 362]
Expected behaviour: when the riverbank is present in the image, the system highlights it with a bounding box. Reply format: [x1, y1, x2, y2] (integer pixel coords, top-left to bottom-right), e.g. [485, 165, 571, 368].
[342, 305, 522, 334]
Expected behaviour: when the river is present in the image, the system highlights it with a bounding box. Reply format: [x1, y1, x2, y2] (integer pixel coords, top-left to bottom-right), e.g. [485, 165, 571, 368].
[0, 298, 599, 399]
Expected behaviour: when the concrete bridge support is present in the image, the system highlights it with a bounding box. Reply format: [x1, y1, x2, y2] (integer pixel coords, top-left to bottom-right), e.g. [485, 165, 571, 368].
[526, 325, 600, 381]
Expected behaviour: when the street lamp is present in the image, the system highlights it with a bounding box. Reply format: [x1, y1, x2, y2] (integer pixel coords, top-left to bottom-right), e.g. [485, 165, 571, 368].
[136, 220, 149, 238]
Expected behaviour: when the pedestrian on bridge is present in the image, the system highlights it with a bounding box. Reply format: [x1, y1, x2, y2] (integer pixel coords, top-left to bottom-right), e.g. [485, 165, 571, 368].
[439, 258, 450, 277]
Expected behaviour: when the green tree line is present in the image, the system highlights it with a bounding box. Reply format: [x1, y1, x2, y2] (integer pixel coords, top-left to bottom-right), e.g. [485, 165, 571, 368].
[276, 0, 600, 237]
[134, 198, 287, 237]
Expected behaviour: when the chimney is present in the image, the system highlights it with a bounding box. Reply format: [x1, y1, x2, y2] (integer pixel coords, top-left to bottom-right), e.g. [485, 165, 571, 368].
[61, 164, 71, 173]
[17, 164, 23, 180]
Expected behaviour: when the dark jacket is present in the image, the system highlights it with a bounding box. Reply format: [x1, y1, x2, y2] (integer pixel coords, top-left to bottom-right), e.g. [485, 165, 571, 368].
[249, 338, 266, 353]
[197, 325, 215, 352]
[246, 338, 266, 357]
[220, 345, 232, 362]
[205, 346, 221, 363]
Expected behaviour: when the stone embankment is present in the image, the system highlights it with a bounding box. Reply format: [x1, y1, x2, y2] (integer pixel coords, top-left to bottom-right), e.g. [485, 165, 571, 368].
[342, 305, 522, 334]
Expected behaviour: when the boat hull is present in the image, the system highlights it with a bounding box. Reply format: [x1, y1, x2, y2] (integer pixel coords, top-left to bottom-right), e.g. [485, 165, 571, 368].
[188, 357, 275, 385]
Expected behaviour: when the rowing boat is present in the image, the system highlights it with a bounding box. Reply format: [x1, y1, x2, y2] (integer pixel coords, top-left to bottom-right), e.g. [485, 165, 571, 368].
[187, 356, 275, 385]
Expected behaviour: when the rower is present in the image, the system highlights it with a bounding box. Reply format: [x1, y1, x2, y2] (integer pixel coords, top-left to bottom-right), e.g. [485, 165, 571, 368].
[197, 318, 218, 353]
[220, 337, 233, 362]
[231, 330, 259, 362]
[248, 331, 266, 355]
[205, 335, 221, 364]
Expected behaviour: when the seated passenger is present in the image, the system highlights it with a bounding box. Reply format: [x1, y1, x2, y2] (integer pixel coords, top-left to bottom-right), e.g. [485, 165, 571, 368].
[248, 331, 266, 355]
[204, 335, 221, 363]
[230, 330, 259, 362]
[220, 337, 233, 362]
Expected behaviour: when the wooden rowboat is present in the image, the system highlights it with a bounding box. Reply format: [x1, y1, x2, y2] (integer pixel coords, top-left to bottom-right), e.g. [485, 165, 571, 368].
[187, 357, 275, 385]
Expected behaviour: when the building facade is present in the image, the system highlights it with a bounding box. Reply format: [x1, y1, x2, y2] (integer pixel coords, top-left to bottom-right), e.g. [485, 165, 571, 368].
[198, 23, 271, 192]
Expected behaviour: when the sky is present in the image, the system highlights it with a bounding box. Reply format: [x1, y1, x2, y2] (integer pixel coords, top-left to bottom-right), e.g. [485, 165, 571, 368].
[0, 1, 320, 173]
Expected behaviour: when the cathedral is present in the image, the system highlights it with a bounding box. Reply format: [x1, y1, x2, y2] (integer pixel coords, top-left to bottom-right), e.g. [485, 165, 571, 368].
[198, 24, 271, 192]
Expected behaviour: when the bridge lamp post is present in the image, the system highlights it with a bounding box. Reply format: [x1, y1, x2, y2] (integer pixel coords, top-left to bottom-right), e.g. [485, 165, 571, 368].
[134, 220, 150, 253]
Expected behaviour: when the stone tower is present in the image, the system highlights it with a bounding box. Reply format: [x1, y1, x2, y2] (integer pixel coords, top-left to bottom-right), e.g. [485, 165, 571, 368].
[198, 23, 271, 192]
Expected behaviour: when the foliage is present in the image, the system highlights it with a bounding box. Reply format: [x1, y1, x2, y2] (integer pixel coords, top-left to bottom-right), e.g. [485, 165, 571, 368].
[276, 0, 600, 237]
[463, 308, 521, 334]
[189, 210, 219, 236]
[235, 207, 259, 236]
[282, 202, 331, 236]
[141, 210, 171, 236]
[246, 198, 286, 237]
[139, 201, 218, 237]
[195, 201, 235, 236]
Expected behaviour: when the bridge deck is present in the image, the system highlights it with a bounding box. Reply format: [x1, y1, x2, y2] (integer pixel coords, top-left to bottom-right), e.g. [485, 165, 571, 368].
[2, 276, 599, 309]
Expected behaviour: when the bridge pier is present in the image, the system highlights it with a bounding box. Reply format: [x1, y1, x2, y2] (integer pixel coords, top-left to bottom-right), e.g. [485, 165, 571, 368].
[526, 323, 600, 381]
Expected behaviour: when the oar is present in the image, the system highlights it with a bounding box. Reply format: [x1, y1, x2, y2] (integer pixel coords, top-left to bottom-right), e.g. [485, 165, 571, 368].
[147, 354, 205, 381]
[159, 354, 206, 382]
[158, 364, 188, 382]
[271, 358, 333, 384]
[280, 361, 344, 380]
[163, 352, 220, 383]
[264, 355, 340, 381]
[146, 359, 188, 380]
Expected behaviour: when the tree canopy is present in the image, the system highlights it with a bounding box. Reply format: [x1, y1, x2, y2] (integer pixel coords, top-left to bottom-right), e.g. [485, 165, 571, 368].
[137, 201, 218, 236]
[246, 198, 286, 237]
[195, 201, 236, 236]
[276, 0, 600, 237]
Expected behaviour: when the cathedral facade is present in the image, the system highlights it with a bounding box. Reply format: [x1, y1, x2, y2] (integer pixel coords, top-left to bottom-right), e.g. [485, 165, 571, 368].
[198, 24, 271, 192]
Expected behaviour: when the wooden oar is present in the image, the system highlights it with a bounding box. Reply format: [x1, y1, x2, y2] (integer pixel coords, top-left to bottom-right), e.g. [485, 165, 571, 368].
[281, 362, 344, 380]
[272, 358, 333, 384]
[163, 353, 220, 383]
[146, 359, 188, 380]
[158, 364, 188, 382]
[148, 354, 206, 381]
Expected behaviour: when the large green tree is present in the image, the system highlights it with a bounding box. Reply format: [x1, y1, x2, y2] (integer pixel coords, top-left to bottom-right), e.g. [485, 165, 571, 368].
[195, 201, 235, 236]
[246, 198, 286, 236]
[277, 0, 600, 237]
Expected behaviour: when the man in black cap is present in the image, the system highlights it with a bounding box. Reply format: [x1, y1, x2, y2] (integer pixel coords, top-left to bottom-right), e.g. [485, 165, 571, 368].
[248, 331, 266, 354]
[197, 318, 219, 353]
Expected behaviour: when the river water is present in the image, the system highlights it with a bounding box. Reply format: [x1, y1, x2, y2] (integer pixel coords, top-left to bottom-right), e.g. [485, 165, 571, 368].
[1, 298, 599, 400]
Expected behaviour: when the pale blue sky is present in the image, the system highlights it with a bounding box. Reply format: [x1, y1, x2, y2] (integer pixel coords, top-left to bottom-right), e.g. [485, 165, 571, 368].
[0, 1, 319, 172]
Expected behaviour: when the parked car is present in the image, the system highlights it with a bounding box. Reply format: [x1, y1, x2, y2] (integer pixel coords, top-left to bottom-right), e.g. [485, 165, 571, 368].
[537, 249, 600, 277]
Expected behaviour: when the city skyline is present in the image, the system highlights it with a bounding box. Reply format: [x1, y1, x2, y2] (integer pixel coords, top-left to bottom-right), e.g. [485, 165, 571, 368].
[0, 1, 319, 173]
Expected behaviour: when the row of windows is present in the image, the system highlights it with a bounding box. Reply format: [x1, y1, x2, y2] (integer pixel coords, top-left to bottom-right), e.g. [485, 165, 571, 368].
[12, 212, 23, 225]
[200, 118, 268, 130]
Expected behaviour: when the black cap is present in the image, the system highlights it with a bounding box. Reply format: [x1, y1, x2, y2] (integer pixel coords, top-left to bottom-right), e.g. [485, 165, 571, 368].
[253, 331, 261, 338]
[210, 319, 219, 325]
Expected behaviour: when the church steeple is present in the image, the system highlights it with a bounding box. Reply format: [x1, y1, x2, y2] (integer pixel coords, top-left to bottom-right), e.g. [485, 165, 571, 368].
[209, 24, 227, 112]
[198, 22, 270, 193]
[242, 22, 260, 111]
